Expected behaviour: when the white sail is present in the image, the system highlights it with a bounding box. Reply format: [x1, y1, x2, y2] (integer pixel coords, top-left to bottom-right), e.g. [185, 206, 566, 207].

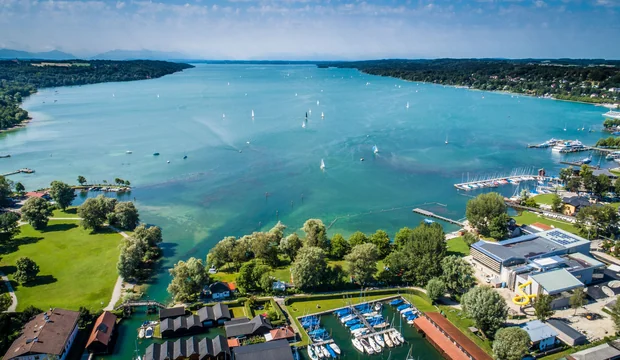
[406, 101, 409, 109]
[317, 100, 320, 106]
[222, 113, 225, 119]
[251, 110, 254, 117]
[445, 135, 449, 144]
[320, 159, 325, 170]
[321, 112, 324, 119]
[373, 145, 379, 154]
[302, 121, 306, 128]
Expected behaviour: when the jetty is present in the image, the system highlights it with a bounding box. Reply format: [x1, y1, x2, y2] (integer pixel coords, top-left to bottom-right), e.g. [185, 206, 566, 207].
[560, 161, 600, 168]
[2, 168, 35, 177]
[357, 328, 404, 342]
[412, 208, 464, 227]
[350, 303, 376, 334]
[114, 300, 166, 311]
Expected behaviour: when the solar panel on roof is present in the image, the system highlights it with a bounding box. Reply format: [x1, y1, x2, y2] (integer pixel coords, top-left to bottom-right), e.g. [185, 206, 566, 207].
[545, 230, 579, 246]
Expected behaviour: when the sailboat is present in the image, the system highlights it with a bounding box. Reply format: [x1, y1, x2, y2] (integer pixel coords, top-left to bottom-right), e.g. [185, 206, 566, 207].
[309, 109, 312, 115]
[406, 101, 409, 109]
[445, 135, 449, 144]
[320, 159, 325, 170]
[317, 100, 320, 106]
[563, 123, 567, 131]
[373, 145, 379, 154]
[321, 112, 324, 119]
[302, 121, 306, 128]
[222, 113, 226, 119]
[157, 94, 160, 98]
[251, 110, 254, 118]
[581, 125, 585, 131]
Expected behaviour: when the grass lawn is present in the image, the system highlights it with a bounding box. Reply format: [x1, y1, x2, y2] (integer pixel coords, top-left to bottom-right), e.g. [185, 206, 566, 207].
[513, 211, 579, 235]
[438, 305, 493, 354]
[52, 207, 80, 218]
[533, 193, 557, 205]
[447, 237, 469, 257]
[0, 220, 122, 311]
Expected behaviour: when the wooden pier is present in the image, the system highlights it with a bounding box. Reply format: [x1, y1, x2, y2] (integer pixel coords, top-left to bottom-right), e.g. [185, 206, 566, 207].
[350, 303, 376, 334]
[2, 168, 35, 177]
[412, 208, 464, 227]
[357, 328, 405, 343]
[559, 161, 599, 169]
[114, 300, 166, 311]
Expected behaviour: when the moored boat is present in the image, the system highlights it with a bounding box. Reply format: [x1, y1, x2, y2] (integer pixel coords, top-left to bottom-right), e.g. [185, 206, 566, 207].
[352, 338, 365, 353]
[138, 327, 145, 339]
[384, 333, 394, 347]
[144, 327, 153, 339]
[360, 339, 375, 354]
[375, 334, 385, 348]
[329, 343, 341, 355]
[368, 337, 381, 353]
[307, 346, 319, 360]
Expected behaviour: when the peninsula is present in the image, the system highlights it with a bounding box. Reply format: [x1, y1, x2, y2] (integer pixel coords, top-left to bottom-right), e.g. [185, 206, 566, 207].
[0, 60, 193, 131]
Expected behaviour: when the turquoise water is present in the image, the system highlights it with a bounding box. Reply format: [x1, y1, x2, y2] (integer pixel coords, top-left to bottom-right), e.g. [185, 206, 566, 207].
[0, 64, 611, 359]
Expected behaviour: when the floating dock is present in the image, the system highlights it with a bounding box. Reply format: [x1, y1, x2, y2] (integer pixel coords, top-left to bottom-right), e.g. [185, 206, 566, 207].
[453, 175, 540, 192]
[2, 168, 35, 177]
[559, 161, 599, 168]
[412, 208, 464, 227]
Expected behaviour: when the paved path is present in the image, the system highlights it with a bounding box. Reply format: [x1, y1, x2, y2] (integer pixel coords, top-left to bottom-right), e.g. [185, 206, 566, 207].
[104, 225, 128, 311]
[0, 271, 17, 312]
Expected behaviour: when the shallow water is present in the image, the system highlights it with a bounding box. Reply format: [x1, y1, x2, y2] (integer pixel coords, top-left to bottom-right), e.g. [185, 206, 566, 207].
[0, 64, 610, 359]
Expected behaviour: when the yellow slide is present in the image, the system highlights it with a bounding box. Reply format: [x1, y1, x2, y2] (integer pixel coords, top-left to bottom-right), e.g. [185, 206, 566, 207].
[513, 280, 537, 306]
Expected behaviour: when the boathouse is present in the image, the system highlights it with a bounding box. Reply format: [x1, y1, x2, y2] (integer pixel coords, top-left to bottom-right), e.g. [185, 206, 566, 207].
[231, 340, 293, 360]
[413, 312, 492, 360]
[198, 303, 231, 327]
[224, 315, 273, 339]
[144, 335, 230, 360]
[86, 311, 117, 354]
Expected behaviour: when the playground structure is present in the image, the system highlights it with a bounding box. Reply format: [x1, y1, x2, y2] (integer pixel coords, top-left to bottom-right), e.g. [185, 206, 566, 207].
[513, 280, 537, 306]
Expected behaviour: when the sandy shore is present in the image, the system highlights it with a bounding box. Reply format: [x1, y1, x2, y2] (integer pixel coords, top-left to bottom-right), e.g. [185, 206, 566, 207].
[0, 118, 32, 134]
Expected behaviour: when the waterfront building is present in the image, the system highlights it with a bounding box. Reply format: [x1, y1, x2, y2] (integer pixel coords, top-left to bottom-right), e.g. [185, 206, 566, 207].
[224, 315, 273, 339]
[86, 311, 117, 354]
[521, 320, 558, 351]
[144, 335, 230, 360]
[231, 340, 293, 360]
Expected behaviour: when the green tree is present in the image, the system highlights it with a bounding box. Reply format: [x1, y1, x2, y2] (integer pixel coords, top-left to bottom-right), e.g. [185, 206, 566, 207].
[462, 231, 478, 247]
[462, 286, 508, 336]
[167, 257, 210, 302]
[441, 255, 475, 296]
[208, 236, 236, 269]
[493, 327, 531, 360]
[559, 167, 574, 184]
[615, 178, 620, 195]
[231, 236, 252, 271]
[109, 201, 140, 230]
[78, 195, 117, 230]
[345, 243, 379, 285]
[0, 176, 13, 206]
[465, 192, 508, 237]
[594, 174, 612, 197]
[290, 246, 328, 291]
[0, 293, 11, 312]
[77, 176, 87, 186]
[0, 211, 20, 243]
[534, 294, 555, 321]
[236, 260, 271, 293]
[49, 180, 76, 210]
[268, 221, 286, 245]
[369, 230, 391, 258]
[567, 177, 581, 192]
[14, 257, 40, 284]
[117, 237, 146, 281]
[329, 233, 350, 259]
[580, 165, 595, 192]
[611, 295, 620, 333]
[348, 231, 368, 247]
[279, 233, 303, 261]
[302, 219, 329, 250]
[570, 289, 586, 315]
[14, 182, 25, 195]
[575, 205, 619, 239]
[551, 194, 563, 213]
[259, 272, 274, 293]
[426, 278, 446, 303]
[133, 224, 162, 247]
[394, 227, 414, 248]
[21, 197, 52, 230]
[489, 213, 510, 240]
[250, 232, 279, 267]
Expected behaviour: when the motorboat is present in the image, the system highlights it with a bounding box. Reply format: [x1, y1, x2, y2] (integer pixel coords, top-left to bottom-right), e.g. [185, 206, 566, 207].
[350, 324, 364, 331]
[153, 152, 160, 156]
[352, 338, 365, 353]
[307, 346, 319, 360]
[390, 331, 401, 345]
[399, 307, 413, 314]
[552, 140, 585, 153]
[126, 151, 132, 154]
[320, 345, 330, 358]
[340, 314, 355, 323]
[606, 151, 620, 160]
[325, 345, 336, 358]
[360, 339, 375, 354]
[384, 333, 394, 347]
[368, 337, 381, 353]
[394, 330, 405, 344]
[329, 343, 341, 355]
[313, 346, 324, 359]
[389, 299, 403, 306]
[396, 304, 410, 311]
[374, 302, 382, 311]
[374, 334, 385, 348]
[145, 327, 153, 339]
[138, 327, 145, 339]
[320, 159, 325, 170]
[373, 145, 379, 154]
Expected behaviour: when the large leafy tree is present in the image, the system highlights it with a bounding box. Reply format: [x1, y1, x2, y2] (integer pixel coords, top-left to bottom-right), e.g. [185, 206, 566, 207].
[14, 257, 40, 284]
[441, 255, 475, 296]
[551, 193, 563, 213]
[133, 223, 162, 246]
[167, 257, 210, 302]
[279, 233, 303, 261]
[49, 181, 76, 210]
[580, 165, 595, 191]
[534, 294, 555, 321]
[77, 176, 87, 186]
[493, 328, 531, 360]
[345, 243, 379, 285]
[369, 230, 391, 258]
[594, 174, 612, 197]
[268, 221, 286, 245]
[78, 195, 117, 230]
[117, 237, 146, 281]
[0, 176, 13, 206]
[302, 219, 329, 250]
[465, 192, 508, 237]
[21, 197, 53, 230]
[575, 205, 619, 239]
[329, 233, 350, 259]
[0, 211, 20, 243]
[208, 236, 236, 269]
[348, 231, 368, 247]
[236, 260, 271, 293]
[426, 278, 446, 303]
[290, 246, 328, 291]
[14, 182, 25, 195]
[109, 201, 140, 230]
[569, 289, 586, 315]
[394, 227, 414, 249]
[462, 286, 508, 336]
[231, 236, 252, 271]
[250, 232, 279, 267]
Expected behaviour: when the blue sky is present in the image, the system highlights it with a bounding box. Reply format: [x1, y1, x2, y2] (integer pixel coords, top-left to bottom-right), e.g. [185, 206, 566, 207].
[0, 0, 619, 59]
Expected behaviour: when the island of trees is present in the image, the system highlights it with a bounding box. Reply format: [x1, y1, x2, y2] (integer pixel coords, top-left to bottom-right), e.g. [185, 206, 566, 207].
[0, 59, 193, 131]
[318, 59, 620, 104]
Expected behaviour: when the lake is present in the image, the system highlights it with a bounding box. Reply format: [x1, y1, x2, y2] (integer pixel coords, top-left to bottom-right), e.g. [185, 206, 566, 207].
[0, 63, 610, 359]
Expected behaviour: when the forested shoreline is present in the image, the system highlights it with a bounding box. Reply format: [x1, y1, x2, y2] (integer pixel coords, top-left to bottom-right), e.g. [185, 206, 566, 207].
[319, 59, 620, 104]
[0, 60, 193, 131]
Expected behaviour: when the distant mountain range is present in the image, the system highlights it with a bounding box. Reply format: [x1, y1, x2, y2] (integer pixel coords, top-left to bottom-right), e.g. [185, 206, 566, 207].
[0, 48, 191, 61]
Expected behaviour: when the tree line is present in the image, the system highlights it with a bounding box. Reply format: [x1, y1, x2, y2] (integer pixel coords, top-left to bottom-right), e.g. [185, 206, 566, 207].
[319, 59, 620, 104]
[0, 60, 193, 131]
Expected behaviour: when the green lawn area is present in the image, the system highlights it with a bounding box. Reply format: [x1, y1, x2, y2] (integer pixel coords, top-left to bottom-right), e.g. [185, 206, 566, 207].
[0, 220, 122, 311]
[533, 193, 557, 205]
[438, 305, 493, 354]
[52, 207, 80, 218]
[513, 211, 579, 235]
[447, 237, 469, 257]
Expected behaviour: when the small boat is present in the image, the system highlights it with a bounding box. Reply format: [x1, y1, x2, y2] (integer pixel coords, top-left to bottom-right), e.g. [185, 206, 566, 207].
[445, 135, 449, 144]
[145, 327, 153, 339]
[320, 345, 330, 358]
[317, 100, 320, 106]
[373, 145, 379, 154]
[364, 311, 379, 318]
[406, 101, 409, 109]
[396, 304, 410, 311]
[375, 334, 385, 348]
[389, 299, 403, 306]
[384, 333, 394, 347]
[581, 155, 592, 164]
[222, 113, 226, 119]
[390, 331, 401, 346]
[251, 110, 254, 117]
[183, 155, 188, 159]
[302, 121, 306, 128]
[350, 324, 364, 331]
[374, 302, 382, 311]
[321, 112, 324, 119]
[157, 94, 160, 98]
[340, 314, 355, 323]
[308, 345, 319, 360]
[329, 343, 341, 355]
[309, 109, 312, 115]
[394, 330, 405, 344]
[368, 337, 381, 353]
[320, 159, 325, 170]
[138, 327, 145, 339]
[126, 151, 132, 154]
[352, 338, 365, 353]
[563, 123, 567, 131]
[313, 346, 324, 359]
[153, 152, 160, 156]
[360, 339, 374, 354]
